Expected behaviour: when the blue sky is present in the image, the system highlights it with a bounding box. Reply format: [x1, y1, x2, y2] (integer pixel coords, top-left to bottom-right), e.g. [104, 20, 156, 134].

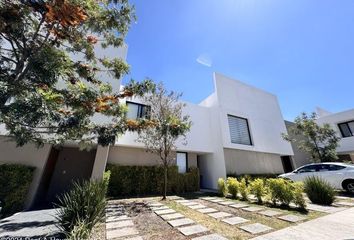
[123, 0, 354, 121]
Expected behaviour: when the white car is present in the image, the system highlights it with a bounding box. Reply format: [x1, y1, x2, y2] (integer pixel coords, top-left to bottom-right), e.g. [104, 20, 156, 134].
[279, 162, 354, 193]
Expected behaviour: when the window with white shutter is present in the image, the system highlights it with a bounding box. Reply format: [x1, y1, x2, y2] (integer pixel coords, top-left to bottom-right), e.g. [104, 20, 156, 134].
[227, 115, 252, 145]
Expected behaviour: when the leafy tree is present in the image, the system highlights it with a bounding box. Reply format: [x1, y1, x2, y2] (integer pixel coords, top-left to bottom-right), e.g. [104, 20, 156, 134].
[0, 0, 155, 147]
[283, 112, 340, 163]
[136, 84, 191, 200]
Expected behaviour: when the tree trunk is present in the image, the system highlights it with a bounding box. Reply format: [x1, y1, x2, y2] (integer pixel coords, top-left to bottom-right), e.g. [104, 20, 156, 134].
[162, 165, 168, 200]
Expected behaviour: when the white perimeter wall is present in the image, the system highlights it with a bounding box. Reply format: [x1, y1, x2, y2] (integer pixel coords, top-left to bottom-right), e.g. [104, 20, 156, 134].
[316, 109, 354, 154]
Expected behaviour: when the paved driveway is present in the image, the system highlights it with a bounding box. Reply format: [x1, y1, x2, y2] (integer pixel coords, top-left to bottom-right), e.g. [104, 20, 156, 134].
[0, 209, 62, 239]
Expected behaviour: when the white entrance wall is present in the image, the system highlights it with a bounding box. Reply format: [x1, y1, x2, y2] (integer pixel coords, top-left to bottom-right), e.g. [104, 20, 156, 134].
[0, 136, 52, 209]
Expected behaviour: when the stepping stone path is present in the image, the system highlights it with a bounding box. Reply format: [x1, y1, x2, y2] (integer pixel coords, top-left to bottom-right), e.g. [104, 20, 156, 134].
[219, 201, 234, 206]
[181, 201, 200, 206]
[105, 202, 142, 240]
[150, 201, 220, 238]
[259, 210, 282, 217]
[242, 206, 264, 212]
[222, 216, 249, 225]
[177, 225, 209, 236]
[278, 214, 306, 223]
[154, 209, 176, 215]
[306, 203, 346, 213]
[239, 223, 273, 234]
[208, 212, 233, 219]
[229, 203, 249, 209]
[189, 204, 207, 209]
[197, 208, 218, 213]
[151, 205, 170, 211]
[201, 197, 217, 200]
[192, 234, 228, 240]
[176, 197, 280, 236]
[168, 218, 195, 227]
[161, 213, 185, 221]
[336, 201, 354, 207]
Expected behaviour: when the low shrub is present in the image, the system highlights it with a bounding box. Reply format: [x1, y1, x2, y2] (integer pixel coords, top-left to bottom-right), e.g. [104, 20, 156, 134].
[106, 164, 199, 197]
[239, 178, 249, 201]
[267, 178, 293, 206]
[56, 179, 107, 239]
[292, 182, 306, 209]
[226, 177, 239, 199]
[0, 164, 35, 217]
[249, 178, 267, 203]
[304, 176, 335, 205]
[217, 178, 228, 197]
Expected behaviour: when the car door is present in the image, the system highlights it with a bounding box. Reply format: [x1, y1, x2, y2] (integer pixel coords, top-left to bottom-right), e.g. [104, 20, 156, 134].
[291, 164, 318, 182]
[317, 164, 346, 189]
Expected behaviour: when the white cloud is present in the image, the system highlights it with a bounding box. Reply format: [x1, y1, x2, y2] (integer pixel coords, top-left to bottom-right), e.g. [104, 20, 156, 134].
[196, 54, 212, 67]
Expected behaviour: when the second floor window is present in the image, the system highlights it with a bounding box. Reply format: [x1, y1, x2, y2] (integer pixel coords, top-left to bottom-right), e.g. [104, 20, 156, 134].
[227, 115, 252, 145]
[338, 121, 354, 138]
[126, 101, 150, 120]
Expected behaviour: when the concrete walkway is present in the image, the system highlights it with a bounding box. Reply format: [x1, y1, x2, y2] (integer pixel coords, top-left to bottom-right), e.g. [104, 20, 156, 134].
[0, 209, 62, 239]
[252, 207, 354, 240]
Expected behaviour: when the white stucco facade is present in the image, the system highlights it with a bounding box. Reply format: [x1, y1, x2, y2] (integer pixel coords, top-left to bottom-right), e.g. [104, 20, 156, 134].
[111, 72, 294, 189]
[0, 41, 295, 206]
[316, 108, 354, 155]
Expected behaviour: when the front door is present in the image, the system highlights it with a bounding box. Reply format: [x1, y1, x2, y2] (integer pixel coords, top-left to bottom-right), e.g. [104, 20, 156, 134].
[281, 156, 294, 173]
[45, 147, 96, 204]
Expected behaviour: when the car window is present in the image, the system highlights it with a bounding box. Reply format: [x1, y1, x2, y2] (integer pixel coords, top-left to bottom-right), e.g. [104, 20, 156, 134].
[317, 164, 330, 172]
[297, 165, 317, 173]
[328, 164, 346, 171]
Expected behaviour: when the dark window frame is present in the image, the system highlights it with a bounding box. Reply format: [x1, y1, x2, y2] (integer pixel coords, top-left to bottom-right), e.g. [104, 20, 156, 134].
[176, 151, 188, 173]
[126, 101, 151, 119]
[227, 114, 253, 146]
[338, 120, 354, 138]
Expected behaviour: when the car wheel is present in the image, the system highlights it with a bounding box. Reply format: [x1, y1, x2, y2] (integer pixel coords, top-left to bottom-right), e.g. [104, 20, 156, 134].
[344, 180, 354, 193]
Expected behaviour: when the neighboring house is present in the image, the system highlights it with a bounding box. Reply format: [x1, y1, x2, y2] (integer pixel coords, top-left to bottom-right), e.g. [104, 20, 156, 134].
[316, 107, 354, 162]
[285, 107, 354, 168]
[0, 46, 294, 209]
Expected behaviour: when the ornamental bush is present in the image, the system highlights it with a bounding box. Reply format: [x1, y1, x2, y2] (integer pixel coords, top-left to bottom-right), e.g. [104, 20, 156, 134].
[56, 179, 107, 239]
[292, 182, 306, 209]
[226, 177, 239, 199]
[304, 176, 335, 205]
[0, 164, 35, 217]
[267, 178, 293, 206]
[106, 164, 199, 197]
[239, 178, 249, 201]
[249, 178, 267, 203]
[217, 178, 228, 197]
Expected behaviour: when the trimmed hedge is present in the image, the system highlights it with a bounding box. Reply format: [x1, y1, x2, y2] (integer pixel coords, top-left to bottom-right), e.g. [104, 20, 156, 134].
[106, 164, 199, 197]
[0, 164, 35, 217]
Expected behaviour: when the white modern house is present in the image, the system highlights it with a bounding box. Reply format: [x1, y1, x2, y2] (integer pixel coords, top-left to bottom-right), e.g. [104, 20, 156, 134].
[316, 107, 354, 162]
[285, 108, 354, 167]
[0, 46, 295, 208]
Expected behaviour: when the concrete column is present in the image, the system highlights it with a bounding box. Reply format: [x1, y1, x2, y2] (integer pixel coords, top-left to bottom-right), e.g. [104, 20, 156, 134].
[91, 146, 110, 180]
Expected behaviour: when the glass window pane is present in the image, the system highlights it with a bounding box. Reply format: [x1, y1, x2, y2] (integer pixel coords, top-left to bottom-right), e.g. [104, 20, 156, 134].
[177, 152, 187, 173]
[348, 121, 354, 136]
[126, 102, 139, 119]
[328, 164, 346, 171]
[228, 115, 252, 145]
[339, 123, 352, 137]
[298, 165, 317, 173]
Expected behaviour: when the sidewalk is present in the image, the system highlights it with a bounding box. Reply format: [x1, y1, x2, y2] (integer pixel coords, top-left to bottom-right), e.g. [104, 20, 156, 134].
[252, 207, 354, 240]
[0, 209, 62, 239]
